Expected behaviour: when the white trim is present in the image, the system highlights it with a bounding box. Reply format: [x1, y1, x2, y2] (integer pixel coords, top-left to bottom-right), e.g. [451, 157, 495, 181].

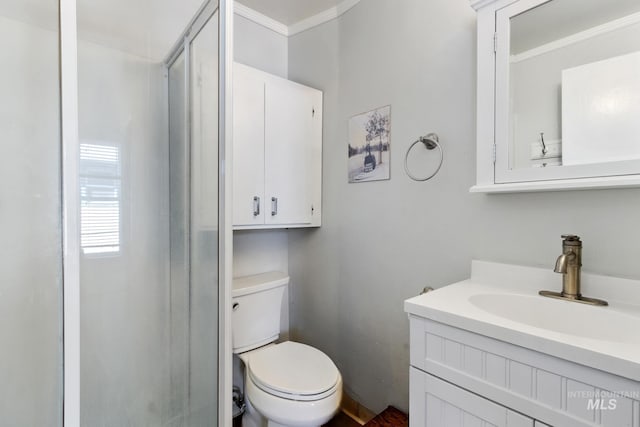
[511, 11, 640, 63]
[235, 2, 289, 36]
[470, 175, 640, 193]
[470, 0, 505, 11]
[219, 0, 234, 426]
[288, 0, 360, 36]
[60, 0, 81, 425]
[288, 8, 336, 36]
[234, 0, 362, 37]
[336, 0, 361, 16]
[474, 4, 500, 187]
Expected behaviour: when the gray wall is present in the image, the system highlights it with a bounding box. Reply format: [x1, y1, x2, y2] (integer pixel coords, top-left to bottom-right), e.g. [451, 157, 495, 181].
[235, 14, 288, 78]
[287, 0, 640, 414]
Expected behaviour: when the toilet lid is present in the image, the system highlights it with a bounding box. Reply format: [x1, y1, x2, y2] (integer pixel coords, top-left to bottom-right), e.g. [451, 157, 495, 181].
[247, 342, 339, 399]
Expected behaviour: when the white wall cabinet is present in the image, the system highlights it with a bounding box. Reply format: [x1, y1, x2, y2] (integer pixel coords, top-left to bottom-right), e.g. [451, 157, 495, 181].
[233, 63, 322, 229]
[469, 0, 640, 193]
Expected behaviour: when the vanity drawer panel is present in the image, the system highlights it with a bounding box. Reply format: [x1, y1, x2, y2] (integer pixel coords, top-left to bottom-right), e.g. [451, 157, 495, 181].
[409, 316, 640, 427]
[426, 332, 444, 363]
[509, 361, 534, 398]
[465, 346, 484, 378]
[485, 353, 508, 388]
[566, 380, 596, 423]
[445, 340, 464, 370]
[411, 367, 534, 427]
[599, 392, 637, 427]
[535, 369, 562, 410]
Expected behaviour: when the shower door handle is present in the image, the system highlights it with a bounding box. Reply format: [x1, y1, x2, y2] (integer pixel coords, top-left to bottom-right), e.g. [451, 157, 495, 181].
[253, 196, 260, 217]
[271, 197, 278, 216]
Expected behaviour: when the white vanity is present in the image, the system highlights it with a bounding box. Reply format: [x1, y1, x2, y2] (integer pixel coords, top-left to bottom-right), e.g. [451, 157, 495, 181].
[408, 0, 640, 424]
[404, 261, 640, 427]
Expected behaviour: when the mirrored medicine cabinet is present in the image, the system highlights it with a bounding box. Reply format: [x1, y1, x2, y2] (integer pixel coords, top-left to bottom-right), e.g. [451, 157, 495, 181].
[470, 0, 640, 193]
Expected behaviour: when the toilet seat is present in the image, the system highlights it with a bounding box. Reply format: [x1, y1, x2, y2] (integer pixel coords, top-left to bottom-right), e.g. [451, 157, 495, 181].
[244, 368, 343, 427]
[246, 341, 340, 401]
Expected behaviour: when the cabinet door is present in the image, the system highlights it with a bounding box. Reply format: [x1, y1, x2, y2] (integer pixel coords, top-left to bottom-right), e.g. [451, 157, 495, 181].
[233, 64, 265, 226]
[411, 368, 534, 427]
[264, 76, 319, 225]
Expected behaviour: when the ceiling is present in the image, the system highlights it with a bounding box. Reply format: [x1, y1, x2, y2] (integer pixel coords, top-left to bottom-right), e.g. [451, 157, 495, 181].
[236, 0, 342, 25]
[76, 0, 204, 61]
[0, 0, 205, 61]
[1, 0, 345, 60]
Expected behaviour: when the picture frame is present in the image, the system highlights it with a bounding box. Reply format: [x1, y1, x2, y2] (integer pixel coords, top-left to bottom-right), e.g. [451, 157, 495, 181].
[348, 105, 391, 183]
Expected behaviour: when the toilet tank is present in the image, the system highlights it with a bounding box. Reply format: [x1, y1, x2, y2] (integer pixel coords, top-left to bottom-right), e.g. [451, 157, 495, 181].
[232, 272, 289, 354]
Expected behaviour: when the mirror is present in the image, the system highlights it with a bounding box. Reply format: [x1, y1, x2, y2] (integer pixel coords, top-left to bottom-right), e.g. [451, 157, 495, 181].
[501, 0, 640, 174]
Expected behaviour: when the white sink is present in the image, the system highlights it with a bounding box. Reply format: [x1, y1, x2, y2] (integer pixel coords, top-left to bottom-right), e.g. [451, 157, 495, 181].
[468, 293, 639, 344]
[404, 260, 640, 382]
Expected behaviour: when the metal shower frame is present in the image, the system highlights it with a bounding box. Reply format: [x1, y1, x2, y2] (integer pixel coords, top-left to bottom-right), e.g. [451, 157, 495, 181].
[58, 0, 234, 424]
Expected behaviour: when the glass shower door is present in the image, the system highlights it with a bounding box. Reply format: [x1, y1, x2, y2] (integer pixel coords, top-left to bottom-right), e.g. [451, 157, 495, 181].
[168, 8, 220, 424]
[76, 0, 221, 424]
[188, 13, 220, 423]
[0, 0, 63, 424]
[0, 0, 227, 424]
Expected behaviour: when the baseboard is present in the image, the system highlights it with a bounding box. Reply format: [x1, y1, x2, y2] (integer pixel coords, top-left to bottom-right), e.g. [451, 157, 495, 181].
[340, 393, 376, 425]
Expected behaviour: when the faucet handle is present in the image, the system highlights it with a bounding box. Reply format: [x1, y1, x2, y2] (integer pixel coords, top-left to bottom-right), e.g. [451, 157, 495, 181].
[561, 234, 580, 241]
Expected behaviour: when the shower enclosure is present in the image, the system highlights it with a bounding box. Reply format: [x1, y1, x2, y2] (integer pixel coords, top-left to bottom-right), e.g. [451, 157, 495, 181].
[0, 0, 232, 424]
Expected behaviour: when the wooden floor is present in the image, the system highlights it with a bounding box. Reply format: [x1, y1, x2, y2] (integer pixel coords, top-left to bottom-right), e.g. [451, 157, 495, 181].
[323, 412, 361, 427]
[324, 407, 408, 427]
[364, 406, 408, 427]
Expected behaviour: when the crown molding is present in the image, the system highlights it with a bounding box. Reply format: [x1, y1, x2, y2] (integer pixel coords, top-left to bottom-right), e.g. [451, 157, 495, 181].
[235, 0, 362, 38]
[234, 2, 290, 36]
[288, 7, 338, 36]
[289, 0, 361, 36]
[469, 0, 500, 11]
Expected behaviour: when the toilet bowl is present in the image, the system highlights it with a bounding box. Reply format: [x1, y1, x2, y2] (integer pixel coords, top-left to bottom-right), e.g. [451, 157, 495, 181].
[232, 272, 342, 427]
[240, 342, 342, 427]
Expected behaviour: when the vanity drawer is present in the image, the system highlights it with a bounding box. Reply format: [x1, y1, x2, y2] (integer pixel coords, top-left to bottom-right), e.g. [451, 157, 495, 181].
[411, 367, 534, 427]
[409, 315, 640, 427]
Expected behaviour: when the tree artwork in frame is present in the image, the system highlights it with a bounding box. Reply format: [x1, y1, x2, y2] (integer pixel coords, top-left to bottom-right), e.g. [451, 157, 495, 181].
[348, 105, 391, 183]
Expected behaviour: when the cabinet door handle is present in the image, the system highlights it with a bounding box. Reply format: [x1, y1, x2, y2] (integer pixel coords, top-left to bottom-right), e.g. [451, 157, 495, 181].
[271, 197, 278, 216]
[253, 196, 260, 217]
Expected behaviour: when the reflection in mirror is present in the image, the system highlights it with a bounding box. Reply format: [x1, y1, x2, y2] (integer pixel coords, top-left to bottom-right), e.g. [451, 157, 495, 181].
[508, 0, 640, 170]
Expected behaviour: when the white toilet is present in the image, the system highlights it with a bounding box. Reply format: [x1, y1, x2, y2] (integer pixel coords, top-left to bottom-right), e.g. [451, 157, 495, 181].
[233, 272, 342, 427]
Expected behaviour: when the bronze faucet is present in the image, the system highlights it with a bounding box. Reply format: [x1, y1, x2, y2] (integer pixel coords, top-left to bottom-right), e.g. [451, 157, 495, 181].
[539, 235, 608, 306]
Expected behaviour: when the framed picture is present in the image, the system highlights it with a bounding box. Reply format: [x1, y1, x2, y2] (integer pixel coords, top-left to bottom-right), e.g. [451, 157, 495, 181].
[348, 105, 391, 183]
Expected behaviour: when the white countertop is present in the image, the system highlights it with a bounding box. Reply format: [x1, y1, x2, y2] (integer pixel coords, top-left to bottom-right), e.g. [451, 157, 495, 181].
[404, 260, 640, 382]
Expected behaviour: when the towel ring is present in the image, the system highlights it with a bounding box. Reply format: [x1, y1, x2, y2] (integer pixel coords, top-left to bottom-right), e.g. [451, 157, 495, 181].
[404, 133, 443, 181]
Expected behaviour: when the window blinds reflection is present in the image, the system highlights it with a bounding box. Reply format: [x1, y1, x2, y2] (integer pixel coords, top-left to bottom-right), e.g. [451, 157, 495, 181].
[79, 142, 121, 255]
